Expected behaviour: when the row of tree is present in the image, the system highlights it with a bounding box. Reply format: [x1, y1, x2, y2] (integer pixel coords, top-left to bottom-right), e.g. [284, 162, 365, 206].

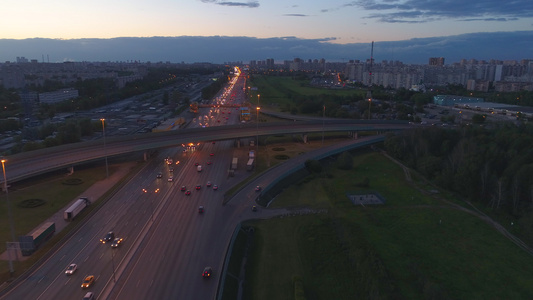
[384, 123, 533, 216]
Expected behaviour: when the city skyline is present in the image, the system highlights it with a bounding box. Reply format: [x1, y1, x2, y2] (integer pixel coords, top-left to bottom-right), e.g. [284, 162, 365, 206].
[1, 31, 532, 64]
[3, 0, 532, 44]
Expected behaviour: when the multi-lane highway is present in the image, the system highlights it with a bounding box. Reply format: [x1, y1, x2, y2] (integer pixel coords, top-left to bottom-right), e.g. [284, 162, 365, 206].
[0, 71, 392, 300]
[1, 69, 263, 300]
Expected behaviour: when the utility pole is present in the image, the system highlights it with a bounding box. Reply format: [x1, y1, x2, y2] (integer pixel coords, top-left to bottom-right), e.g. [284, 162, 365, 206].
[367, 41, 374, 120]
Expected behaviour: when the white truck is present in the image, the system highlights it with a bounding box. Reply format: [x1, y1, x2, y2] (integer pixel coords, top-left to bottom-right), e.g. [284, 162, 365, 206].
[64, 197, 90, 221]
[231, 157, 238, 170]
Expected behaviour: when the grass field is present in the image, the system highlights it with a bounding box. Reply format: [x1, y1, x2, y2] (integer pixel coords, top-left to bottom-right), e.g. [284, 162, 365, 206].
[0, 165, 113, 282]
[238, 151, 533, 299]
[249, 75, 366, 111]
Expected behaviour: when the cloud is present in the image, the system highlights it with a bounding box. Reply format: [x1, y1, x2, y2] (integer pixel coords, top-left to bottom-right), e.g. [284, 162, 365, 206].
[326, 0, 533, 23]
[283, 14, 308, 17]
[199, 0, 259, 8]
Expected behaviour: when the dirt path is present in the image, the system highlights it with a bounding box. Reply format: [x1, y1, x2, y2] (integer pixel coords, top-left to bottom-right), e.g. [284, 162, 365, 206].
[383, 152, 533, 256]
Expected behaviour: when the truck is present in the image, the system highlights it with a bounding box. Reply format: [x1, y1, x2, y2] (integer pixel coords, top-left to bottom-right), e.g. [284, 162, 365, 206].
[246, 158, 254, 171]
[197, 165, 202, 172]
[231, 157, 238, 170]
[249, 150, 255, 159]
[64, 197, 91, 221]
[19, 222, 56, 256]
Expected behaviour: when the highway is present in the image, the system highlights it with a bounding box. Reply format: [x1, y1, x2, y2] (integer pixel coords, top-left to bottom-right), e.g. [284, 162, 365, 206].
[0, 71, 392, 300]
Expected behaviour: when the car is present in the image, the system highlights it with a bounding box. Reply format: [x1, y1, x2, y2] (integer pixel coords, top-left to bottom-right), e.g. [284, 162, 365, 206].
[180, 186, 186, 191]
[111, 237, 123, 248]
[213, 185, 218, 190]
[198, 206, 204, 213]
[168, 176, 173, 182]
[81, 275, 95, 288]
[185, 190, 191, 195]
[194, 162, 199, 166]
[255, 186, 261, 192]
[169, 167, 174, 172]
[206, 161, 212, 165]
[83, 292, 95, 300]
[100, 231, 114, 243]
[252, 205, 257, 212]
[210, 153, 214, 156]
[196, 185, 201, 190]
[156, 172, 162, 178]
[202, 267, 213, 278]
[65, 263, 77, 275]
[206, 181, 212, 187]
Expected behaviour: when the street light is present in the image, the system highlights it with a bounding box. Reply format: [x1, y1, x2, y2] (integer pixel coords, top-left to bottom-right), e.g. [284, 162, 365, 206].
[1, 158, 17, 276]
[142, 188, 159, 221]
[100, 118, 109, 178]
[256, 94, 260, 148]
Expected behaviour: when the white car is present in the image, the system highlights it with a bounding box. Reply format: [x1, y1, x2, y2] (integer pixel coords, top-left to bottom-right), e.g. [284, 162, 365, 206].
[168, 176, 173, 182]
[65, 263, 77, 275]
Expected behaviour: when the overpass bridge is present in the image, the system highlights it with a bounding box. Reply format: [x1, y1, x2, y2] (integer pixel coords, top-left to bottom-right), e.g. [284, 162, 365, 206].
[2, 120, 410, 183]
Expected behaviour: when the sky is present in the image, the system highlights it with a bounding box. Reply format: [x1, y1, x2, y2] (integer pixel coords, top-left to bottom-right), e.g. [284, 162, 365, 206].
[3, 0, 533, 44]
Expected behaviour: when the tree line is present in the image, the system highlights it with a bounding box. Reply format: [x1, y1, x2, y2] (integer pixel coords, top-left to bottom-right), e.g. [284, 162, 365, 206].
[384, 123, 533, 217]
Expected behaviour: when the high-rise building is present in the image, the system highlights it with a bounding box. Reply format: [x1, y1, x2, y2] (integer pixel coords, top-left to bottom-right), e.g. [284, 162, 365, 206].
[429, 57, 445, 66]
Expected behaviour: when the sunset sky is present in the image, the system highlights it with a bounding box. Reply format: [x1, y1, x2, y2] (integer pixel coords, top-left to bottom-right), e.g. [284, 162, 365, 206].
[3, 0, 532, 44]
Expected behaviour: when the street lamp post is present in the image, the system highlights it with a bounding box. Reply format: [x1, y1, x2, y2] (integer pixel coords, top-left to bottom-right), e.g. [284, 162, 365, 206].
[256, 94, 260, 148]
[100, 119, 109, 178]
[142, 188, 159, 221]
[1, 158, 17, 276]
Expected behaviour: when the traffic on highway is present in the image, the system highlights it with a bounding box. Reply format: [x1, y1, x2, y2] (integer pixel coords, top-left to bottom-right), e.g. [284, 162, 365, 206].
[1, 67, 261, 300]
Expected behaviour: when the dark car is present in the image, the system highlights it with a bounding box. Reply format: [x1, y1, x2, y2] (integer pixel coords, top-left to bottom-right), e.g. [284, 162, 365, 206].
[198, 206, 204, 213]
[180, 186, 187, 191]
[255, 186, 261, 192]
[252, 205, 257, 212]
[185, 190, 191, 195]
[100, 231, 114, 244]
[196, 185, 201, 190]
[111, 237, 123, 248]
[202, 267, 213, 278]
